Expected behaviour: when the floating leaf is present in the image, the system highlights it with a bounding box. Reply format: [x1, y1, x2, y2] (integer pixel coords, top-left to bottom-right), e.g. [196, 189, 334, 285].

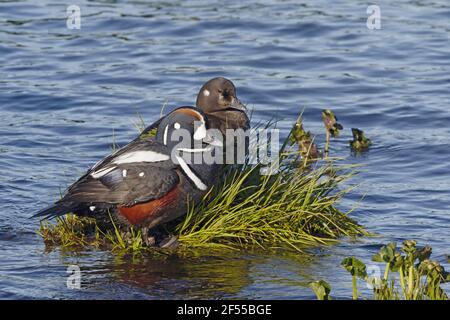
[372, 242, 397, 263]
[419, 260, 445, 279]
[290, 116, 320, 161]
[416, 245, 432, 262]
[349, 128, 372, 151]
[390, 252, 405, 272]
[402, 240, 417, 254]
[309, 280, 332, 300]
[322, 109, 343, 137]
[444, 271, 450, 283]
[341, 257, 367, 279]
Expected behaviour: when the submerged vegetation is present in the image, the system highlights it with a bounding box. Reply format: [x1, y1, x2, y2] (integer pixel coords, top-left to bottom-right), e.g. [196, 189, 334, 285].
[38, 110, 369, 255]
[321, 109, 343, 157]
[350, 128, 372, 152]
[310, 241, 450, 300]
[289, 115, 321, 165]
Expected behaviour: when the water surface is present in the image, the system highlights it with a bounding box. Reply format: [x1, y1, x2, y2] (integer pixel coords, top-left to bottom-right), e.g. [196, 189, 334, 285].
[1, 0, 449, 299]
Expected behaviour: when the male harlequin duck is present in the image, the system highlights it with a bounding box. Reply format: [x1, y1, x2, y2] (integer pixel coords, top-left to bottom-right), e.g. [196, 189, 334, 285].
[34, 107, 221, 229]
[141, 77, 250, 137]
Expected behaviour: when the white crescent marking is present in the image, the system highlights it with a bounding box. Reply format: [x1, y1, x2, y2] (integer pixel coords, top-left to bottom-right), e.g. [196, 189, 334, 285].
[163, 125, 169, 145]
[90, 166, 115, 179]
[113, 151, 169, 165]
[193, 122, 207, 140]
[177, 146, 213, 153]
[175, 155, 207, 191]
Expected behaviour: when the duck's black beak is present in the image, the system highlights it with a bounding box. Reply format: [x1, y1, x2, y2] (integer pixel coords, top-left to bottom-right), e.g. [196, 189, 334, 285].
[229, 97, 247, 113]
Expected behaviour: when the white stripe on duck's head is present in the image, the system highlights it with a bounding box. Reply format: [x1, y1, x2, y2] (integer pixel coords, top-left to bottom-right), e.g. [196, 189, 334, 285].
[156, 107, 222, 150]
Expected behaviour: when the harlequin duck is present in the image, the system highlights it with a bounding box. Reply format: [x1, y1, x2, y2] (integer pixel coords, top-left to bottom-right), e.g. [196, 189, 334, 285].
[141, 77, 250, 137]
[196, 77, 250, 133]
[34, 107, 221, 229]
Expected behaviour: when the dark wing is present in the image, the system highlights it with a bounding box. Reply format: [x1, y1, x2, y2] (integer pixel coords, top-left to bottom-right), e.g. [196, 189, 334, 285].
[63, 163, 179, 206]
[34, 136, 179, 219]
[86, 136, 171, 174]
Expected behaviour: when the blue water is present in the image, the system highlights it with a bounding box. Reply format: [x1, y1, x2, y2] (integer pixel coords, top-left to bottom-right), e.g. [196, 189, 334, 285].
[1, 0, 449, 299]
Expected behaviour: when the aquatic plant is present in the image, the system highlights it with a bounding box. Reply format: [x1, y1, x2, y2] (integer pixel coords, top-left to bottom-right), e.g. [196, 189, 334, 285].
[321, 109, 343, 156]
[310, 241, 449, 300]
[289, 115, 320, 165]
[309, 280, 332, 300]
[39, 214, 99, 248]
[39, 213, 175, 257]
[98, 213, 144, 252]
[341, 256, 367, 299]
[349, 128, 372, 152]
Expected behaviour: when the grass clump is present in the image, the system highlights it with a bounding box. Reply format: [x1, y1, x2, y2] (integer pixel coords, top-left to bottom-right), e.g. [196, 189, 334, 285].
[39, 213, 147, 253]
[176, 161, 365, 252]
[39, 214, 98, 248]
[97, 213, 145, 252]
[310, 241, 450, 300]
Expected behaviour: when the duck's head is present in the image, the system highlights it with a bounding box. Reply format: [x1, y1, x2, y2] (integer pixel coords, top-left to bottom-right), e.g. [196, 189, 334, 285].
[195, 77, 250, 133]
[156, 107, 221, 151]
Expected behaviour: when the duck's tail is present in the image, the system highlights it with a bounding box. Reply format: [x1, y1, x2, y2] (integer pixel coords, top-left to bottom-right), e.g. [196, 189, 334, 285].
[31, 203, 73, 220]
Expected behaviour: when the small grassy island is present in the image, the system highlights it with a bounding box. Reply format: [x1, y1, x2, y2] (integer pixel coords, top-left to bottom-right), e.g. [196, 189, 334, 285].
[39, 110, 367, 255]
